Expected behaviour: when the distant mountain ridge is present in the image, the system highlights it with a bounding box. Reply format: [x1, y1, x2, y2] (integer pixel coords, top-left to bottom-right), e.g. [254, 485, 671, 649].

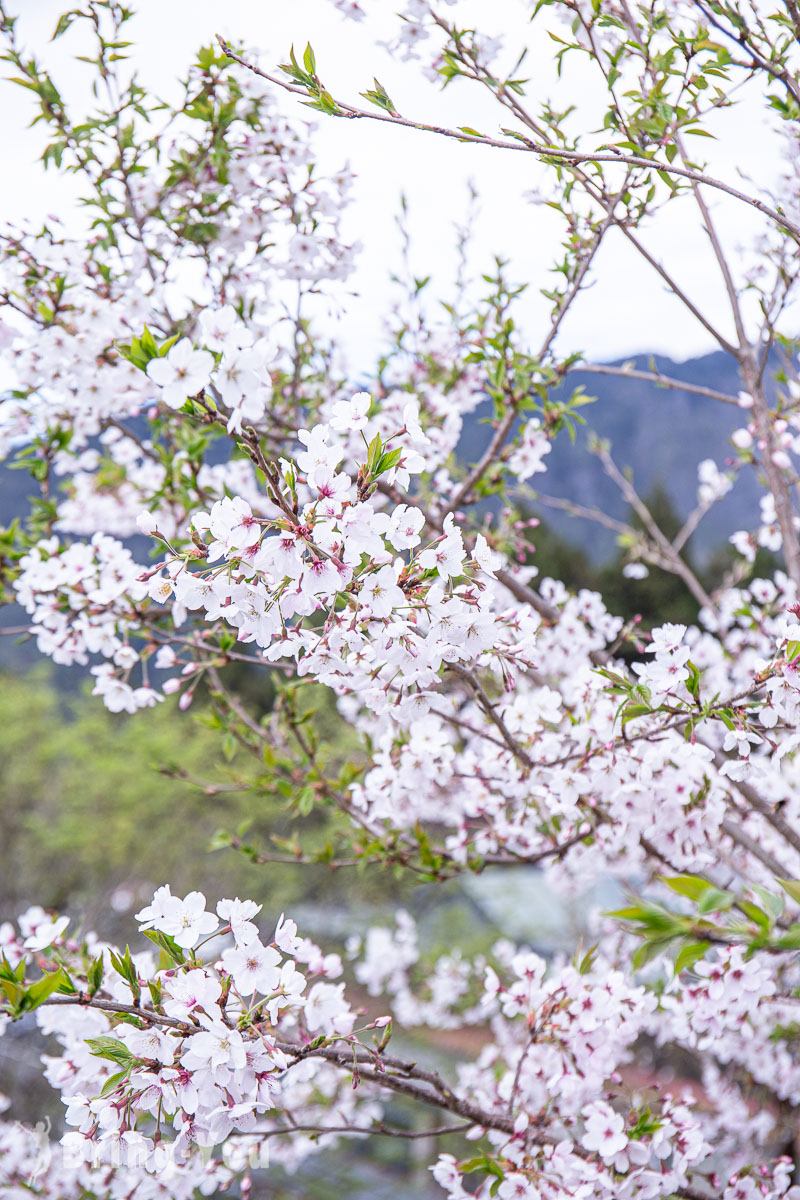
[0, 349, 764, 568]
[459, 350, 763, 562]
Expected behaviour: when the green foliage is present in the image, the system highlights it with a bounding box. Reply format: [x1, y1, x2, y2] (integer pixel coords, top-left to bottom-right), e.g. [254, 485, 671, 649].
[360, 78, 397, 115]
[611, 874, 800, 966]
[0, 959, 72, 1020]
[116, 325, 180, 372]
[87, 1035, 138, 1068]
[0, 669, 379, 931]
[279, 43, 342, 116]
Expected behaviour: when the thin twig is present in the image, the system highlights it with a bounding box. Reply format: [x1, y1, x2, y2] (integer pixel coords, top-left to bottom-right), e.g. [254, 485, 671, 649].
[595, 444, 715, 610]
[217, 40, 800, 245]
[576, 362, 740, 406]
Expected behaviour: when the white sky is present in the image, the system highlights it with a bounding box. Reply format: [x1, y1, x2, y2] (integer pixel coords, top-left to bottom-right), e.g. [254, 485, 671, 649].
[2, 0, 793, 368]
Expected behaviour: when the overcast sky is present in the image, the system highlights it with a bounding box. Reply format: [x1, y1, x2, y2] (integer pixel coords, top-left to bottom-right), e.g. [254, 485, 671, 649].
[2, 0, 793, 369]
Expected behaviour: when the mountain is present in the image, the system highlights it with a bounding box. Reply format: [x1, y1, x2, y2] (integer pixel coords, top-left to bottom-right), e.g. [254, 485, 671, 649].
[0, 348, 769, 573]
[458, 349, 763, 562]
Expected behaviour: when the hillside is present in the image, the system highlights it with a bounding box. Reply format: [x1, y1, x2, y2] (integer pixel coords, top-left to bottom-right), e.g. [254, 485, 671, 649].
[458, 349, 763, 561]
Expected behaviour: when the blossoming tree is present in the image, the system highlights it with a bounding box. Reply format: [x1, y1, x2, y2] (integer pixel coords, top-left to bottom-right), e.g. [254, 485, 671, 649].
[3, 1, 800, 1197]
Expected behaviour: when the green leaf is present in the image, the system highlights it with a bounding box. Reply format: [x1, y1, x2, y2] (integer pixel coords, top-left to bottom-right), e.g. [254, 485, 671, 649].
[109, 946, 140, 1000]
[737, 899, 771, 931]
[22, 969, 70, 1012]
[459, 1154, 504, 1179]
[303, 90, 341, 116]
[0, 978, 25, 1012]
[140, 326, 158, 358]
[375, 447, 403, 476]
[696, 886, 734, 915]
[116, 326, 177, 371]
[629, 1106, 664, 1139]
[209, 828, 234, 851]
[753, 886, 784, 922]
[365, 433, 383, 474]
[608, 905, 648, 920]
[143, 929, 186, 965]
[621, 703, 652, 724]
[297, 786, 315, 816]
[674, 940, 711, 973]
[99, 1069, 130, 1097]
[158, 333, 181, 357]
[632, 937, 673, 969]
[0, 955, 25, 985]
[87, 1036, 134, 1067]
[576, 942, 599, 975]
[87, 955, 104, 996]
[774, 924, 800, 950]
[685, 660, 701, 698]
[52, 11, 78, 40]
[361, 78, 398, 113]
[661, 874, 711, 902]
[303, 43, 316, 76]
[778, 879, 800, 905]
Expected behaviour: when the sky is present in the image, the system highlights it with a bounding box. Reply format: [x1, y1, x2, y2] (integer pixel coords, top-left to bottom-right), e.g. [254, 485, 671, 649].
[1, 0, 793, 370]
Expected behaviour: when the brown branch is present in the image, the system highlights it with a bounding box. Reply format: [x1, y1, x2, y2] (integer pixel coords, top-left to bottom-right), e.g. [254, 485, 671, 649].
[207, 666, 270, 741]
[671, 507, 708, 557]
[611, 223, 736, 355]
[528, 490, 634, 537]
[674, 130, 748, 348]
[446, 662, 534, 770]
[576, 362, 740, 406]
[45, 994, 188, 1029]
[710, 745, 800, 858]
[236, 1119, 470, 1140]
[741, 351, 800, 586]
[216, 40, 800, 245]
[31, 993, 516, 1137]
[720, 815, 795, 879]
[449, 197, 623, 513]
[449, 404, 519, 512]
[692, 0, 800, 109]
[595, 444, 715, 610]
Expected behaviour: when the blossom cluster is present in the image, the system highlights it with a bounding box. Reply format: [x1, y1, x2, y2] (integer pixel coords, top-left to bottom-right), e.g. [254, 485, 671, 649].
[4, 2, 800, 1198]
[3, 898, 800, 1200]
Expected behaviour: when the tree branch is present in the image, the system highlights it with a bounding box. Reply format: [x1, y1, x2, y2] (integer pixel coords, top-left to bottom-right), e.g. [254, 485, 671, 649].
[217, 40, 800, 245]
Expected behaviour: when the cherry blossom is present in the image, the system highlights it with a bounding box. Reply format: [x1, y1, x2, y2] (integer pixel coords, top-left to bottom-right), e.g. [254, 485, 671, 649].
[146, 340, 215, 410]
[4, 3, 800, 1198]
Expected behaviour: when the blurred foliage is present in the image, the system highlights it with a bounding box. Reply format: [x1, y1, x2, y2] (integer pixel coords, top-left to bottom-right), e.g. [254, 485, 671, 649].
[0, 665, 496, 1194]
[0, 669, 395, 936]
[1, 493, 778, 941]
